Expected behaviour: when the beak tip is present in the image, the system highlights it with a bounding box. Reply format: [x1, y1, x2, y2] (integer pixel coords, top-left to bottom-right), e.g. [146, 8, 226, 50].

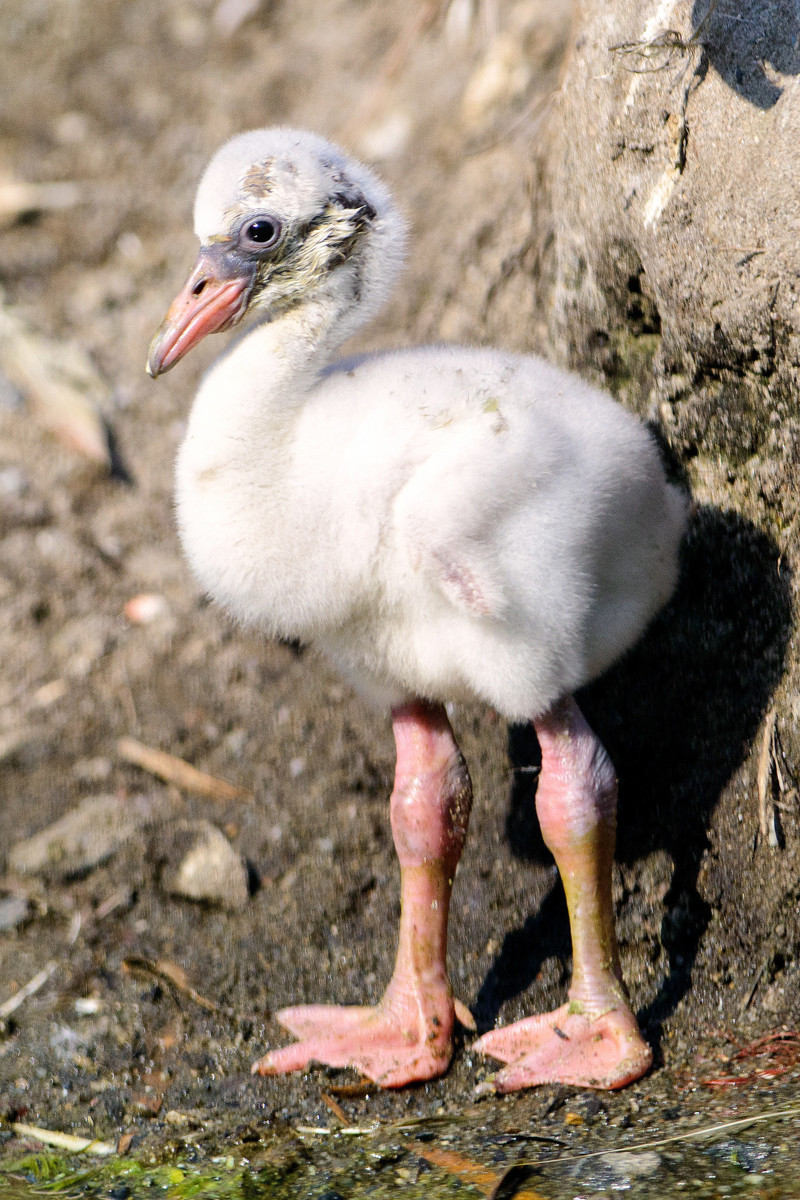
[146, 334, 169, 379]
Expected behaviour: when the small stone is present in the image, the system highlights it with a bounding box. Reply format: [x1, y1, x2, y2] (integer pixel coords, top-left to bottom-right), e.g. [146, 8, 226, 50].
[129, 1093, 163, 1118]
[123, 593, 169, 625]
[159, 819, 249, 910]
[73, 997, 104, 1015]
[8, 793, 166, 879]
[0, 895, 29, 931]
[72, 756, 113, 783]
[164, 1110, 191, 1126]
[599, 1150, 662, 1179]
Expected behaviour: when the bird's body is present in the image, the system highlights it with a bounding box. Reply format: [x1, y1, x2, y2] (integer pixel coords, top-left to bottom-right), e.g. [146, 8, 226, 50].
[179, 338, 682, 718]
[149, 128, 687, 1093]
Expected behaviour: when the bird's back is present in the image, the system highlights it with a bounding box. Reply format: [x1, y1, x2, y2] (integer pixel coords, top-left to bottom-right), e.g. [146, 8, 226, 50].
[298, 345, 687, 717]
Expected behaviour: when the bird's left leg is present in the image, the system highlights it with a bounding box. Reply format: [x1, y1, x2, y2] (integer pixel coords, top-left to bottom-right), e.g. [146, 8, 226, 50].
[475, 696, 652, 1091]
[252, 700, 472, 1087]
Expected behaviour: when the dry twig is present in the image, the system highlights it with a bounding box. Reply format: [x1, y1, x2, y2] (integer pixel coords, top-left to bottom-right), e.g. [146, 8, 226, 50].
[122, 955, 221, 1013]
[117, 736, 251, 801]
[340, 0, 444, 143]
[757, 710, 783, 848]
[320, 1092, 350, 1124]
[9, 1121, 115, 1156]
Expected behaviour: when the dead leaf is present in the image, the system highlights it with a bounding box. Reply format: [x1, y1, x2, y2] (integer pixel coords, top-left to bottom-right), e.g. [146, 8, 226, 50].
[0, 296, 111, 465]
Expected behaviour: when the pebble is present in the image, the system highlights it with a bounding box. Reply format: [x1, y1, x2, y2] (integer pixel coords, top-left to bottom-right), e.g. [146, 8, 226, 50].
[570, 1150, 663, 1190]
[159, 819, 249, 910]
[0, 894, 29, 931]
[123, 592, 169, 624]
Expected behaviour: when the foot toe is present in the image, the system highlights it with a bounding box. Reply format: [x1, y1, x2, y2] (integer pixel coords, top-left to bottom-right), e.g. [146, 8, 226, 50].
[474, 1004, 652, 1091]
[276, 1003, 371, 1040]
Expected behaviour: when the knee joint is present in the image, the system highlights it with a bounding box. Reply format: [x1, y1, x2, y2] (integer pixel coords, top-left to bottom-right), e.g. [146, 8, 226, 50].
[391, 751, 473, 867]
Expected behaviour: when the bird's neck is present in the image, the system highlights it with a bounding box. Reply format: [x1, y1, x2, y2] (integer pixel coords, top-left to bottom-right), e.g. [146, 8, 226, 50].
[182, 293, 355, 475]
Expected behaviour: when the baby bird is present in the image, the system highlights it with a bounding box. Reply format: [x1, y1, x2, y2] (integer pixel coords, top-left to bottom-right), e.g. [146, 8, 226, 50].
[148, 128, 687, 1091]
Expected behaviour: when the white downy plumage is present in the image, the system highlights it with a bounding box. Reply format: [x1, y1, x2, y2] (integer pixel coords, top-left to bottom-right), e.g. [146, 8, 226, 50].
[155, 128, 686, 721]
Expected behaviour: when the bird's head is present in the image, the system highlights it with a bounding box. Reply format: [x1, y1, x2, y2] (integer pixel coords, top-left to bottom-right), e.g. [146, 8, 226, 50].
[147, 128, 405, 377]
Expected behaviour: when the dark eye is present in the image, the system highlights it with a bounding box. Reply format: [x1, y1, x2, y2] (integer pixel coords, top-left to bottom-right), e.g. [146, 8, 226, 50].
[240, 217, 282, 249]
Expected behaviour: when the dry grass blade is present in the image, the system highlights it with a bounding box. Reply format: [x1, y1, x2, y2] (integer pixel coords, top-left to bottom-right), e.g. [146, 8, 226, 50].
[610, 0, 717, 74]
[9, 1122, 116, 1156]
[757, 709, 777, 840]
[406, 1142, 548, 1199]
[513, 1107, 800, 1169]
[122, 955, 220, 1013]
[0, 961, 57, 1018]
[320, 1092, 350, 1124]
[117, 736, 251, 801]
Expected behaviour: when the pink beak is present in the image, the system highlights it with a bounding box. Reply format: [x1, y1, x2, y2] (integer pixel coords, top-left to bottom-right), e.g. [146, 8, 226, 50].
[146, 249, 254, 378]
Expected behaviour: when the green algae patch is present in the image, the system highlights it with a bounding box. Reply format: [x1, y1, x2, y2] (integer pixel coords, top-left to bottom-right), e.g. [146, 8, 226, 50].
[0, 1141, 478, 1200]
[600, 329, 661, 414]
[0, 1153, 242, 1200]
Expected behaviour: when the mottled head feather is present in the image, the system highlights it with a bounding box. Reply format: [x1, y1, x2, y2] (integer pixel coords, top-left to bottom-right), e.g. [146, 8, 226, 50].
[193, 128, 406, 330]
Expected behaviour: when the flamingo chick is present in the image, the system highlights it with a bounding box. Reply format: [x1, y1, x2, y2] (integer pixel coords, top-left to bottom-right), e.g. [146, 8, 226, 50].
[147, 128, 687, 1092]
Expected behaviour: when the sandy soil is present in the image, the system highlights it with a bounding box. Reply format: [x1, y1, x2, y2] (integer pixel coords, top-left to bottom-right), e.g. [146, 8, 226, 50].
[1, 0, 799, 1185]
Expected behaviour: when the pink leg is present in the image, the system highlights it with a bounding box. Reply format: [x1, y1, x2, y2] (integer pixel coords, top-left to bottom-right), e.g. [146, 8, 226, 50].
[475, 696, 653, 1091]
[252, 700, 472, 1087]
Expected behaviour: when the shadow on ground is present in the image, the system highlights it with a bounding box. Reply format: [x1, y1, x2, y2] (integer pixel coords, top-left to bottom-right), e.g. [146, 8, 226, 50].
[473, 505, 794, 1046]
[692, 0, 800, 111]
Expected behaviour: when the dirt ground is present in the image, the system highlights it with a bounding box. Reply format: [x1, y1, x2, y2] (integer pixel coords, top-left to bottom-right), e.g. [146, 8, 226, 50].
[1, 0, 800, 1195]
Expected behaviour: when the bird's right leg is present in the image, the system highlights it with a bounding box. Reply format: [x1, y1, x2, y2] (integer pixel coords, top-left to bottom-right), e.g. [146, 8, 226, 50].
[252, 700, 472, 1087]
[475, 696, 652, 1090]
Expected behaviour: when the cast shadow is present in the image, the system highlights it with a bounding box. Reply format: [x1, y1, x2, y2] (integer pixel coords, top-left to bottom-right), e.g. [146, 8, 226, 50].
[473, 505, 793, 1048]
[691, 0, 800, 110]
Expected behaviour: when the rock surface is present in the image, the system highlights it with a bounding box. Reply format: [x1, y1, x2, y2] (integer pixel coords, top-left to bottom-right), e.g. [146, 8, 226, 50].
[8, 792, 166, 878]
[520, 0, 800, 1032]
